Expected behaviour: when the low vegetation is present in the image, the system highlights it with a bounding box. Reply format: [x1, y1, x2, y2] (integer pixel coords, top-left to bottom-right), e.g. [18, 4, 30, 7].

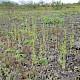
[0, 1, 80, 80]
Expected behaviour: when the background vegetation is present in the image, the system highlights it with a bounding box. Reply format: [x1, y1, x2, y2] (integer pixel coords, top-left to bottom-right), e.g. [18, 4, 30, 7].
[0, 0, 80, 10]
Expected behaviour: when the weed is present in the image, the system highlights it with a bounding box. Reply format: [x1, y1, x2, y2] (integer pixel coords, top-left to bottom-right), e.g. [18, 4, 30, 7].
[0, 43, 3, 49]
[58, 28, 67, 69]
[15, 53, 26, 62]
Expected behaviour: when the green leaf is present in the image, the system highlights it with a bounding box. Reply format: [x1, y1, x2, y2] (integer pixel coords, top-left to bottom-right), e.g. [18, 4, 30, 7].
[24, 39, 34, 45]
[40, 58, 48, 65]
[15, 53, 26, 62]
[0, 43, 3, 49]
[33, 58, 39, 64]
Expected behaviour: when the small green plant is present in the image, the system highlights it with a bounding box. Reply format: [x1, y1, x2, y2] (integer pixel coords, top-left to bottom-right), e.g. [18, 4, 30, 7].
[15, 50, 26, 61]
[32, 57, 48, 65]
[19, 25, 27, 30]
[0, 43, 3, 49]
[58, 28, 67, 69]
[4, 48, 15, 53]
[15, 53, 26, 62]
[32, 58, 39, 64]
[23, 39, 34, 45]
[40, 58, 48, 65]
[58, 42, 66, 69]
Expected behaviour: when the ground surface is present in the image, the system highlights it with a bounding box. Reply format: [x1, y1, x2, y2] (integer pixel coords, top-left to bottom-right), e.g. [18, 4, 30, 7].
[0, 9, 80, 80]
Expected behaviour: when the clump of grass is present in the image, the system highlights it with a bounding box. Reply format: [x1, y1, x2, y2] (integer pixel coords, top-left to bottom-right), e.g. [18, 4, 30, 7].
[58, 41, 66, 69]
[58, 28, 67, 69]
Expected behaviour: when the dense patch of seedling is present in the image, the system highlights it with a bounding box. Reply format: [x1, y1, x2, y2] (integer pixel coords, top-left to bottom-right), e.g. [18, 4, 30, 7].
[41, 17, 64, 25]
